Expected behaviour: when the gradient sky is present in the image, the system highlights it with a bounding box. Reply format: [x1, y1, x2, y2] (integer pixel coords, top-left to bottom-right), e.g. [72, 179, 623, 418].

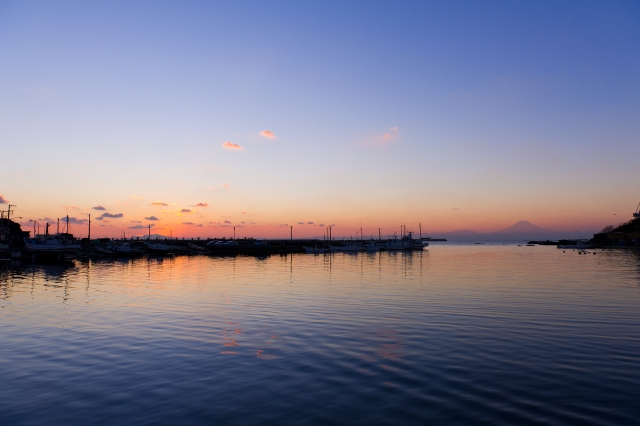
[1, 1, 639, 238]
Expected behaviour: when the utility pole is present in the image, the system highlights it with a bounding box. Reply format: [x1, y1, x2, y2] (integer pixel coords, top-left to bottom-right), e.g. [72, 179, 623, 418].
[234, 226, 235, 239]
[148, 224, 151, 240]
[290, 225, 293, 241]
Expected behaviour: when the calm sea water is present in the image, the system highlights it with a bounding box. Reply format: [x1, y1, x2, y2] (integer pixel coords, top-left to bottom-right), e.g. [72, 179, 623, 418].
[1, 245, 639, 425]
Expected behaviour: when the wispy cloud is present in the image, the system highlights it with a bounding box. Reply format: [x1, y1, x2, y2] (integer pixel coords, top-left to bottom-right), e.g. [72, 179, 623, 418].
[151, 201, 168, 206]
[259, 130, 277, 140]
[371, 126, 399, 145]
[0, 195, 7, 204]
[241, 211, 246, 214]
[145, 216, 160, 221]
[64, 206, 80, 210]
[180, 209, 191, 213]
[96, 213, 123, 221]
[130, 220, 142, 223]
[92, 205, 107, 210]
[222, 142, 243, 150]
[193, 202, 208, 207]
[297, 221, 305, 225]
[224, 220, 231, 224]
[307, 221, 314, 225]
[128, 225, 146, 229]
[182, 222, 195, 225]
[221, 184, 230, 190]
[375, 133, 394, 143]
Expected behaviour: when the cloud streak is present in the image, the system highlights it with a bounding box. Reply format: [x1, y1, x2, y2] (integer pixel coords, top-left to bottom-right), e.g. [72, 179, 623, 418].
[0, 195, 7, 204]
[92, 205, 107, 210]
[259, 130, 277, 140]
[371, 126, 399, 145]
[222, 142, 243, 150]
[145, 216, 159, 221]
[96, 213, 123, 221]
[151, 201, 168, 206]
[193, 202, 208, 207]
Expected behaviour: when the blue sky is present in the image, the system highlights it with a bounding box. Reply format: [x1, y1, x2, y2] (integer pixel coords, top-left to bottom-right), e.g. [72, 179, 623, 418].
[1, 1, 638, 237]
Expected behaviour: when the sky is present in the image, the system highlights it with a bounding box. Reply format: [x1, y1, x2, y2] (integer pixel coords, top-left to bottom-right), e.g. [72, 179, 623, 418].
[1, 1, 639, 239]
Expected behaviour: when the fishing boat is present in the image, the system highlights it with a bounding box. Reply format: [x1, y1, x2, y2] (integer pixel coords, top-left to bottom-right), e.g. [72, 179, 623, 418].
[24, 234, 82, 257]
[304, 246, 328, 254]
[96, 241, 144, 256]
[381, 232, 427, 251]
[329, 242, 365, 252]
[364, 241, 381, 252]
[146, 242, 176, 254]
[188, 243, 206, 251]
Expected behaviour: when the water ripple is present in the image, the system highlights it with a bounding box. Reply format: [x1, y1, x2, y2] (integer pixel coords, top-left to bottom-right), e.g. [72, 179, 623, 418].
[0, 247, 639, 425]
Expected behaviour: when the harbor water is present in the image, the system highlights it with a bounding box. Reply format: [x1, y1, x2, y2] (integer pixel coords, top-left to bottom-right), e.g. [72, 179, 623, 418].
[1, 245, 639, 425]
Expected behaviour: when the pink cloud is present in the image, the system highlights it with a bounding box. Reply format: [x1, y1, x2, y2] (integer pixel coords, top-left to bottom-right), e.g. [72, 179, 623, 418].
[193, 202, 208, 207]
[180, 209, 191, 213]
[371, 128, 399, 145]
[221, 184, 230, 189]
[379, 133, 394, 142]
[222, 141, 243, 150]
[258, 130, 277, 140]
[0, 195, 8, 204]
[151, 201, 168, 206]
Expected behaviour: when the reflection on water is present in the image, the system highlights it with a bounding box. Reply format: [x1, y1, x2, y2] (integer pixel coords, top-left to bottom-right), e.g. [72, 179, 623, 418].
[1, 247, 639, 425]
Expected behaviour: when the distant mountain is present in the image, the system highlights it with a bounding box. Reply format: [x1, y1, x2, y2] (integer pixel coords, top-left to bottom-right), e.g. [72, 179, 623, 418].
[433, 221, 564, 241]
[494, 221, 554, 234]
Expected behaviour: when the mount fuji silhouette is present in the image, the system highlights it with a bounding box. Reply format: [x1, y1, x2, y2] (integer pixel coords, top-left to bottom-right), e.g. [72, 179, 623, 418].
[435, 221, 563, 241]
